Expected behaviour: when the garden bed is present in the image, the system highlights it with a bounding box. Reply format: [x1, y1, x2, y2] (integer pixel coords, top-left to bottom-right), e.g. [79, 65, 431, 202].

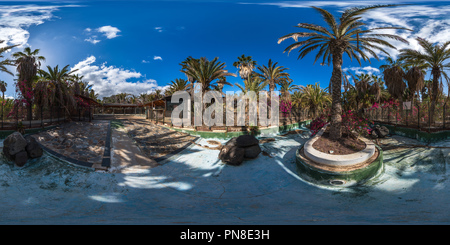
[312, 131, 366, 155]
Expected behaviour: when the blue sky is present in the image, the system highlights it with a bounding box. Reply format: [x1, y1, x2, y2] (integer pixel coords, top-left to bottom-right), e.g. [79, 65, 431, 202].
[1, 0, 450, 99]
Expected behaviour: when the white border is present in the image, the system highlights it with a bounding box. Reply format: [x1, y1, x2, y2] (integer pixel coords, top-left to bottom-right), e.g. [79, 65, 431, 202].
[304, 124, 375, 166]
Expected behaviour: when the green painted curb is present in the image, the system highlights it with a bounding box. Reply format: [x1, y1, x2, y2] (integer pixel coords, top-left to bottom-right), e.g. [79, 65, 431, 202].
[377, 123, 450, 143]
[295, 144, 384, 187]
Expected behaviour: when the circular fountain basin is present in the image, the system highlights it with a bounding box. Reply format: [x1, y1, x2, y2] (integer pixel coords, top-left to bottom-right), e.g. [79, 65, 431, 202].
[297, 125, 383, 187]
[304, 125, 376, 166]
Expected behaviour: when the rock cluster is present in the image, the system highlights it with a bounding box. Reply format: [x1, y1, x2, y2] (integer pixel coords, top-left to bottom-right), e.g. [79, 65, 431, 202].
[2, 132, 43, 167]
[218, 135, 261, 166]
[370, 125, 389, 139]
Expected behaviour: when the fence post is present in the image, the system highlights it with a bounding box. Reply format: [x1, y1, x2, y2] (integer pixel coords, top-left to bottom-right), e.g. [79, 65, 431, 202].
[417, 102, 420, 130]
[41, 105, 43, 128]
[428, 100, 431, 133]
[444, 103, 446, 129]
[406, 103, 408, 126]
[388, 106, 390, 124]
[16, 103, 18, 129]
[396, 105, 398, 125]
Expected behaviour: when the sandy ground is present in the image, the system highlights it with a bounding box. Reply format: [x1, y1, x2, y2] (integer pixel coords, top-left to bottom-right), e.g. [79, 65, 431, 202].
[0, 132, 449, 225]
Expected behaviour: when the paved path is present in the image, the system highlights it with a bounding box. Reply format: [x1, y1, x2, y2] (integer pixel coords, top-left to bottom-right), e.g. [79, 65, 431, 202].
[0, 133, 449, 225]
[109, 123, 159, 173]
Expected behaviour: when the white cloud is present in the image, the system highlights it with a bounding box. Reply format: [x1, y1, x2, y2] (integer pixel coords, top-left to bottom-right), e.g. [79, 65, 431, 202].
[84, 37, 100, 44]
[84, 25, 121, 44]
[142, 60, 150, 63]
[359, 5, 450, 59]
[343, 66, 380, 76]
[154, 27, 163, 32]
[0, 4, 79, 49]
[240, 1, 395, 9]
[71, 56, 167, 98]
[258, 2, 450, 60]
[153, 56, 162, 61]
[97, 25, 121, 39]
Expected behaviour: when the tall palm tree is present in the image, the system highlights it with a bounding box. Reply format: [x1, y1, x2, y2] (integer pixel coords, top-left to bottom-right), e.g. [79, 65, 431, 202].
[234, 75, 268, 126]
[380, 57, 407, 105]
[12, 47, 46, 121]
[166, 78, 190, 95]
[233, 54, 257, 82]
[278, 5, 409, 140]
[399, 37, 450, 123]
[180, 56, 198, 84]
[403, 66, 425, 101]
[37, 64, 77, 116]
[181, 57, 236, 95]
[256, 59, 292, 98]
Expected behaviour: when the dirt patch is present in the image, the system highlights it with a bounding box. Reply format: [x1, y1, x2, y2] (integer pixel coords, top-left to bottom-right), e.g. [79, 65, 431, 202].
[123, 119, 198, 159]
[312, 132, 366, 155]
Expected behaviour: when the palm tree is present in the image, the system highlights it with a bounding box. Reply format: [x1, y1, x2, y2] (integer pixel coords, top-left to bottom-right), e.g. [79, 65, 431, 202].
[279, 80, 299, 102]
[235, 75, 268, 126]
[166, 78, 190, 95]
[278, 5, 409, 140]
[37, 64, 77, 117]
[233, 54, 257, 82]
[212, 77, 230, 95]
[399, 37, 450, 123]
[89, 89, 98, 100]
[256, 59, 292, 99]
[293, 83, 331, 118]
[12, 47, 46, 121]
[181, 57, 236, 95]
[180, 56, 198, 84]
[380, 57, 408, 106]
[235, 74, 269, 96]
[0, 40, 19, 77]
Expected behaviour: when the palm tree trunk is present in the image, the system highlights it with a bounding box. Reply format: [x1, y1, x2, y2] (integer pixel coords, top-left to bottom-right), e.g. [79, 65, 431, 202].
[1, 92, 3, 129]
[268, 82, 275, 124]
[329, 51, 344, 140]
[430, 68, 440, 124]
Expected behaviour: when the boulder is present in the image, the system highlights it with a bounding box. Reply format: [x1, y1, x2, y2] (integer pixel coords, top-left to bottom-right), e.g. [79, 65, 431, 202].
[235, 135, 259, 147]
[218, 144, 245, 166]
[370, 130, 378, 139]
[244, 144, 261, 159]
[218, 135, 262, 165]
[3, 132, 27, 156]
[2, 144, 13, 161]
[24, 135, 43, 159]
[2, 132, 43, 167]
[14, 151, 28, 167]
[373, 125, 389, 138]
[225, 137, 238, 146]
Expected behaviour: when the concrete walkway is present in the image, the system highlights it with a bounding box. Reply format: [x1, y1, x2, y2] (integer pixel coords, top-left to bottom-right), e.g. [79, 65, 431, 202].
[0, 132, 449, 225]
[109, 125, 159, 173]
